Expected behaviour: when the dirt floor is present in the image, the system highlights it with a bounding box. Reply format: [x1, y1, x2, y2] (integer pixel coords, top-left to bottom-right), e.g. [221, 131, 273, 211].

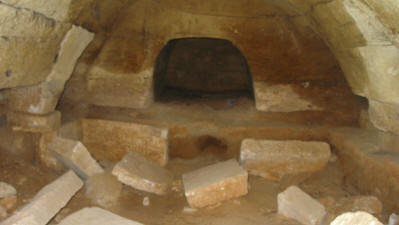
[0, 95, 382, 225]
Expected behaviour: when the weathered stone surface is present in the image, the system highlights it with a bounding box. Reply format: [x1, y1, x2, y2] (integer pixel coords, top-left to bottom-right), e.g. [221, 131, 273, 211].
[0, 205, 7, 220]
[0, 3, 71, 89]
[0, 183, 16, 199]
[254, 82, 322, 112]
[389, 213, 399, 225]
[330, 211, 383, 225]
[112, 152, 173, 195]
[182, 159, 248, 208]
[5, 26, 94, 115]
[7, 111, 61, 132]
[82, 119, 169, 166]
[0, 196, 17, 211]
[58, 207, 144, 225]
[240, 139, 331, 181]
[38, 131, 65, 170]
[48, 136, 104, 179]
[1, 170, 83, 225]
[58, 120, 82, 141]
[277, 186, 326, 225]
[369, 100, 399, 135]
[85, 173, 122, 208]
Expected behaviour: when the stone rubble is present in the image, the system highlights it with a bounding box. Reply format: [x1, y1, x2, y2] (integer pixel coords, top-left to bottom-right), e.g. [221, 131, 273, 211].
[58, 207, 144, 225]
[85, 173, 122, 208]
[48, 136, 104, 179]
[6, 111, 61, 132]
[277, 186, 326, 225]
[1, 170, 83, 225]
[330, 211, 383, 225]
[112, 152, 173, 195]
[182, 159, 248, 208]
[0, 182, 17, 214]
[240, 139, 331, 181]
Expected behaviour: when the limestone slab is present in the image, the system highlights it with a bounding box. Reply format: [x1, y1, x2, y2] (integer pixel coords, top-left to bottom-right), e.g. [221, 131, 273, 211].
[182, 159, 248, 208]
[278, 186, 326, 225]
[58, 207, 144, 225]
[112, 152, 173, 195]
[48, 136, 104, 179]
[1, 170, 83, 225]
[7, 111, 61, 132]
[331, 211, 383, 225]
[82, 119, 169, 166]
[85, 173, 122, 207]
[254, 82, 322, 112]
[240, 139, 331, 181]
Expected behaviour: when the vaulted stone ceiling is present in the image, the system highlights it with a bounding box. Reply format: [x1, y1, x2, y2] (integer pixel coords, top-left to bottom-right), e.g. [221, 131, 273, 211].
[0, 0, 398, 134]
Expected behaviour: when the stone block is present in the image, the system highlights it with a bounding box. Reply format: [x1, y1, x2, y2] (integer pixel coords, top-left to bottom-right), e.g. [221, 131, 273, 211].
[58, 207, 144, 225]
[48, 136, 104, 179]
[1, 170, 83, 225]
[112, 152, 173, 195]
[240, 139, 331, 181]
[58, 120, 82, 141]
[277, 186, 326, 225]
[331, 212, 383, 225]
[254, 82, 322, 112]
[85, 173, 122, 207]
[82, 119, 169, 166]
[0, 182, 16, 199]
[7, 111, 61, 132]
[182, 159, 248, 208]
[369, 100, 399, 135]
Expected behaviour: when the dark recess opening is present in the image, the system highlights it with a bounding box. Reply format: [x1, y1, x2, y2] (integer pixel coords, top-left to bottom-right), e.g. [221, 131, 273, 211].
[153, 38, 254, 101]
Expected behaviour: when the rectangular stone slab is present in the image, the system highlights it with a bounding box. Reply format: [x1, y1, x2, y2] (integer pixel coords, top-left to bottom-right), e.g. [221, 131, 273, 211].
[240, 139, 331, 181]
[48, 136, 104, 179]
[7, 111, 61, 132]
[182, 159, 248, 208]
[278, 186, 326, 225]
[1, 170, 83, 225]
[82, 119, 169, 166]
[58, 207, 144, 225]
[112, 152, 173, 195]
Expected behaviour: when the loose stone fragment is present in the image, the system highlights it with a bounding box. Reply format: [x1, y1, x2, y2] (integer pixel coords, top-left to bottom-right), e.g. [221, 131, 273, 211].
[1, 171, 83, 225]
[182, 159, 248, 208]
[240, 139, 331, 181]
[85, 173, 122, 208]
[330, 211, 383, 225]
[58, 207, 144, 225]
[0, 183, 16, 199]
[48, 136, 104, 179]
[277, 186, 326, 225]
[82, 119, 169, 166]
[112, 152, 173, 195]
[389, 213, 399, 225]
[7, 111, 61, 132]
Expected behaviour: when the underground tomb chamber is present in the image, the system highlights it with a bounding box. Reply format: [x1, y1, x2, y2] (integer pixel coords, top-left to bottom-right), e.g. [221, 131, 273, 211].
[1, 0, 399, 224]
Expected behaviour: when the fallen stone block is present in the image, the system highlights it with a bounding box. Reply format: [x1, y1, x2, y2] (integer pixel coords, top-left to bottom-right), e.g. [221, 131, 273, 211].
[331, 211, 383, 225]
[240, 139, 331, 181]
[1, 170, 83, 225]
[85, 173, 122, 207]
[0, 182, 16, 199]
[277, 186, 326, 225]
[58, 207, 144, 225]
[82, 119, 169, 166]
[48, 136, 104, 179]
[182, 159, 248, 208]
[7, 111, 61, 132]
[112, 152, 173, 195]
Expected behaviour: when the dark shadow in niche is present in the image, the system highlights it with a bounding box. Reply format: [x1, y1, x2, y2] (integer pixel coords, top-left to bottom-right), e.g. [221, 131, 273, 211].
[153, 38, 254, 102]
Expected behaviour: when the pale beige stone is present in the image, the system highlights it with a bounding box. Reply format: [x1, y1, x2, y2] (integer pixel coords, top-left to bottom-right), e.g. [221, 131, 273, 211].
[7, 111, 61, 132]
[85, 173, 122, 208]
[82, 119, 169, 166]
[0, 182, 16, 199]
[112, 152, 173, 195]
[240, 139, 331, 181]
[1, 170, 83, 225]
[5, 26, 94, 115]
[331, 211, 383, 225]
[369, 100, 399, 135]
[58, 207, 144, 225]
[335, 196, 383, 215]
[48, 136, 104, 179]
[182, 159, 248, 208]
[38, 131, 64, 170]
[254, 82, 322, 112]
[277, 186, 326, 225]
